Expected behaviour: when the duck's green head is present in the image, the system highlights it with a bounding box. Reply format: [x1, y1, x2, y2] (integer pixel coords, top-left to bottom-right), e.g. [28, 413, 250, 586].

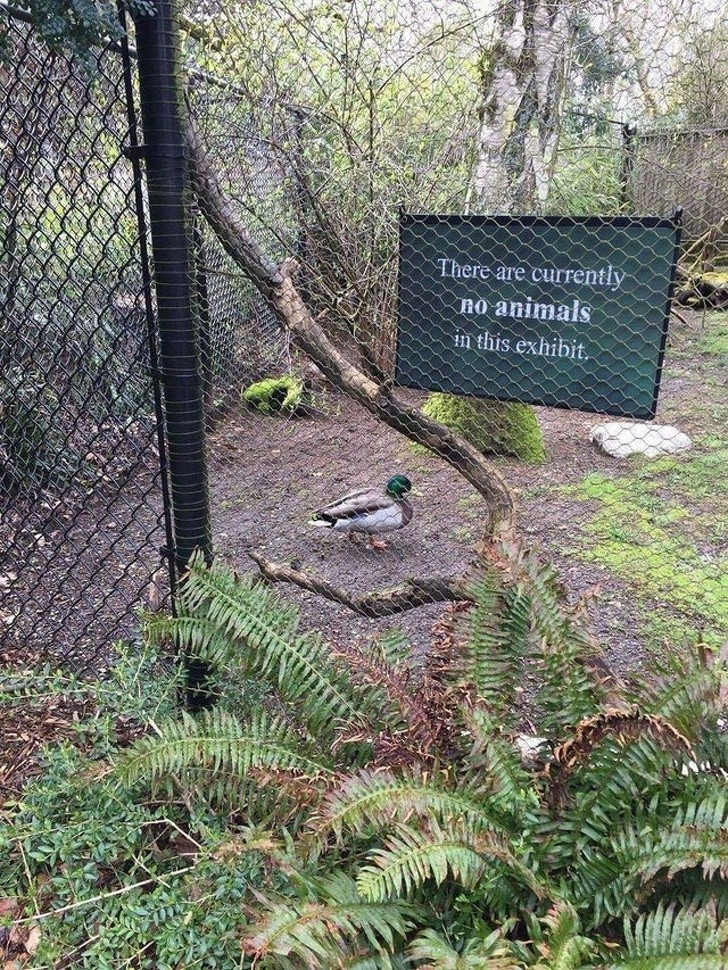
[385, 474, 412, 498]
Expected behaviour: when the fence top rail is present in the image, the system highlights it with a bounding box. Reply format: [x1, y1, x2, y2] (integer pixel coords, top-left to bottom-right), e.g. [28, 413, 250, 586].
[635, 125, 728, 142]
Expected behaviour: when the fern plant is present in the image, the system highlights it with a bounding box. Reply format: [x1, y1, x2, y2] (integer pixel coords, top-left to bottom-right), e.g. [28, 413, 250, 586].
[113, 547, 728, 967]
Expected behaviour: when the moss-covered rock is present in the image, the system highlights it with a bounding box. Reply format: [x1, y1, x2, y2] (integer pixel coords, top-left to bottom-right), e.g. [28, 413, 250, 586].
[422, 393, 545, 463]
[242, 375, 305, 415]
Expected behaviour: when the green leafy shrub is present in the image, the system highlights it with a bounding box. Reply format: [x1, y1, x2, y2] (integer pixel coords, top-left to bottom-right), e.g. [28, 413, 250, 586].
[1, 749, 271, 968]
[422, 392, 546, 463]
[0, 644, 271, 969]
[3, 554, 727, 966]
[8, 0, 156, 68]
[127, 552, 728, 964]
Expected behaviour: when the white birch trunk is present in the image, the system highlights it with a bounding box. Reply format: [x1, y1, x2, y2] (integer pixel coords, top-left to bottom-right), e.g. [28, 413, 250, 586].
[467, 0, 577, 214]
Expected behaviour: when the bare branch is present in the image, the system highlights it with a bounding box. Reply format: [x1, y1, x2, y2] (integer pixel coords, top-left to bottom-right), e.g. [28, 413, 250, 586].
[248, 551, 473, 617]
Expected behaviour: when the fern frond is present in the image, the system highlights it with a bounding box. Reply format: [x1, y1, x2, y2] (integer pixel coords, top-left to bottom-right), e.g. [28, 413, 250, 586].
[356, 821, 545, 903]
[502, 543, 566, 646]
[329, 639, 444, 759]
[462, 706, 536, 820]
[606, 958, 728, 969]
[615, 791, 728, 883]
[661, 870, 728, 921]
[460, 569, 526, 721]
[625, 825, 728, 884]
[161, 763, 323, 824]
[677, 792, 728, 830]
[498, 543, 606, 733]
[153, 557, 375, 739]
[460, 546, 605, 732]
[242, 872, 415, 964]
[534, 621, 605, 735]
[369, 629, 412, 669]
[528, 902, 596, 970]
[115, 708, 333, 786]
[311, 768, 509, 846]
[544, 709, 693, 809]
[611, 902, 728, 966]
[542, 736, 690, 919]
[144, 610, 235, 668]
[407, 926, 522, 969]
[627, 640, 726, 742]
[357, 825, 486, 901]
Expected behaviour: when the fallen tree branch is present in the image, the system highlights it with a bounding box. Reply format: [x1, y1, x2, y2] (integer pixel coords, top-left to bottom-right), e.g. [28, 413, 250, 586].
[678, 216, 728, 274]
[185, 114, 516, 543]
[248, 551, 473, 617]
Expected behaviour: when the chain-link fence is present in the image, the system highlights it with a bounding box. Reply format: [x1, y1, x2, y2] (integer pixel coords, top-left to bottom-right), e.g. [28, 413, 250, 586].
[179, 0, 727, 671]
[2, 3, 727, 964]
[186, 74, 290, 420]
[2, 0, 726, 677]
[627, 125, 728, 244]
[0, 10, 170, 666]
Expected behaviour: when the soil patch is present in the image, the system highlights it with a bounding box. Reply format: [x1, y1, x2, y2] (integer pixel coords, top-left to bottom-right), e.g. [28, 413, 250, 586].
[208, 310, 727, 679]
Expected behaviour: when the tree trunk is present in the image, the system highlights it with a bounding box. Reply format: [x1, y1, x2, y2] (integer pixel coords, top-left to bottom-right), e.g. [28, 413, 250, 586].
[466, 0, 577, 215]
[459, 0, 573, 463]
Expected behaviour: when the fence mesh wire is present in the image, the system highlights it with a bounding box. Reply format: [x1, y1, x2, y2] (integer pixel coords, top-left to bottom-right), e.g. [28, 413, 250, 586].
[181, 0, 727, 668]
[1, 2, 727, 964]
[186, 75, 290, 419]
[1, 0, 727, 674]
[0, 12, 169, 666]
[628, 126, 728, 247]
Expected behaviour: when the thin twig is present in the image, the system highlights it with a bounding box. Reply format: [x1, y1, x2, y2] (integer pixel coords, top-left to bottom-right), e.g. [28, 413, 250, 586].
[670, 306, 691, 328]
[12, 866, 195, 925]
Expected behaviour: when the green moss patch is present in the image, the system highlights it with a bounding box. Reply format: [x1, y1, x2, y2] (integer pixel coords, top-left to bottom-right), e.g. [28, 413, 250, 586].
[242, 375, 305, 415]
[422, 393, 545, 463]
[561, 445, 728, 647]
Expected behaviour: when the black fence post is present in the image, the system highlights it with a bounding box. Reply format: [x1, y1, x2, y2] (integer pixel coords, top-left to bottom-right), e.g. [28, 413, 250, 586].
[132, 0, 213, 707]
[620, 122, 637, 210]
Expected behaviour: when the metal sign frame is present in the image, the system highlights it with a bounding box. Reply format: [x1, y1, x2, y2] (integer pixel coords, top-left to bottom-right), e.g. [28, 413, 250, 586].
[396, 212, 682, 419]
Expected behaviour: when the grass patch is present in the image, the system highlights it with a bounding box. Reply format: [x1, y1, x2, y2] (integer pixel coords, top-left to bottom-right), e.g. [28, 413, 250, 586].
[671, 311, 728, 359]
[698, 322, 728, 356]
[561, 442, 728, 648]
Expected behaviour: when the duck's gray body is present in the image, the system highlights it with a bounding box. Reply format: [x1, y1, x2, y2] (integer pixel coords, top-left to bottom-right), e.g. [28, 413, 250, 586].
[309, 476, 414, 538]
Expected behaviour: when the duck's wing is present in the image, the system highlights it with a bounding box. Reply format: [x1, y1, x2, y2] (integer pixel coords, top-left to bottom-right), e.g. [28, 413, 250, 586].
[314, 486, 391, 521]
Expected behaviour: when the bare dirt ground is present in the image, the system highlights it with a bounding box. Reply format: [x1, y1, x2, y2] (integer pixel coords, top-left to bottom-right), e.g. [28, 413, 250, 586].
[3, 311, 723, 682]
[207, 396, 640, 676]
[0, 419, 167, 668]
[208, 309, 726, 679]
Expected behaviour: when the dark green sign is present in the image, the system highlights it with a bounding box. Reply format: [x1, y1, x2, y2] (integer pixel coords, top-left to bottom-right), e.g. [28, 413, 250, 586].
[396, 213, 681, 418]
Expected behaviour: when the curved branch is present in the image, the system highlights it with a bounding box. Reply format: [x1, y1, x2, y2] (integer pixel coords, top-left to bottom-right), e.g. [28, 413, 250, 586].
[248, 551, 473, 617]
[185, 116, 516, 542]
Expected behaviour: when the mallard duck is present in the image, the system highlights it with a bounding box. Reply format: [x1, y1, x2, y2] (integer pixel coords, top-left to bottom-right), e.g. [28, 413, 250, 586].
[309, 474, 414, 549]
